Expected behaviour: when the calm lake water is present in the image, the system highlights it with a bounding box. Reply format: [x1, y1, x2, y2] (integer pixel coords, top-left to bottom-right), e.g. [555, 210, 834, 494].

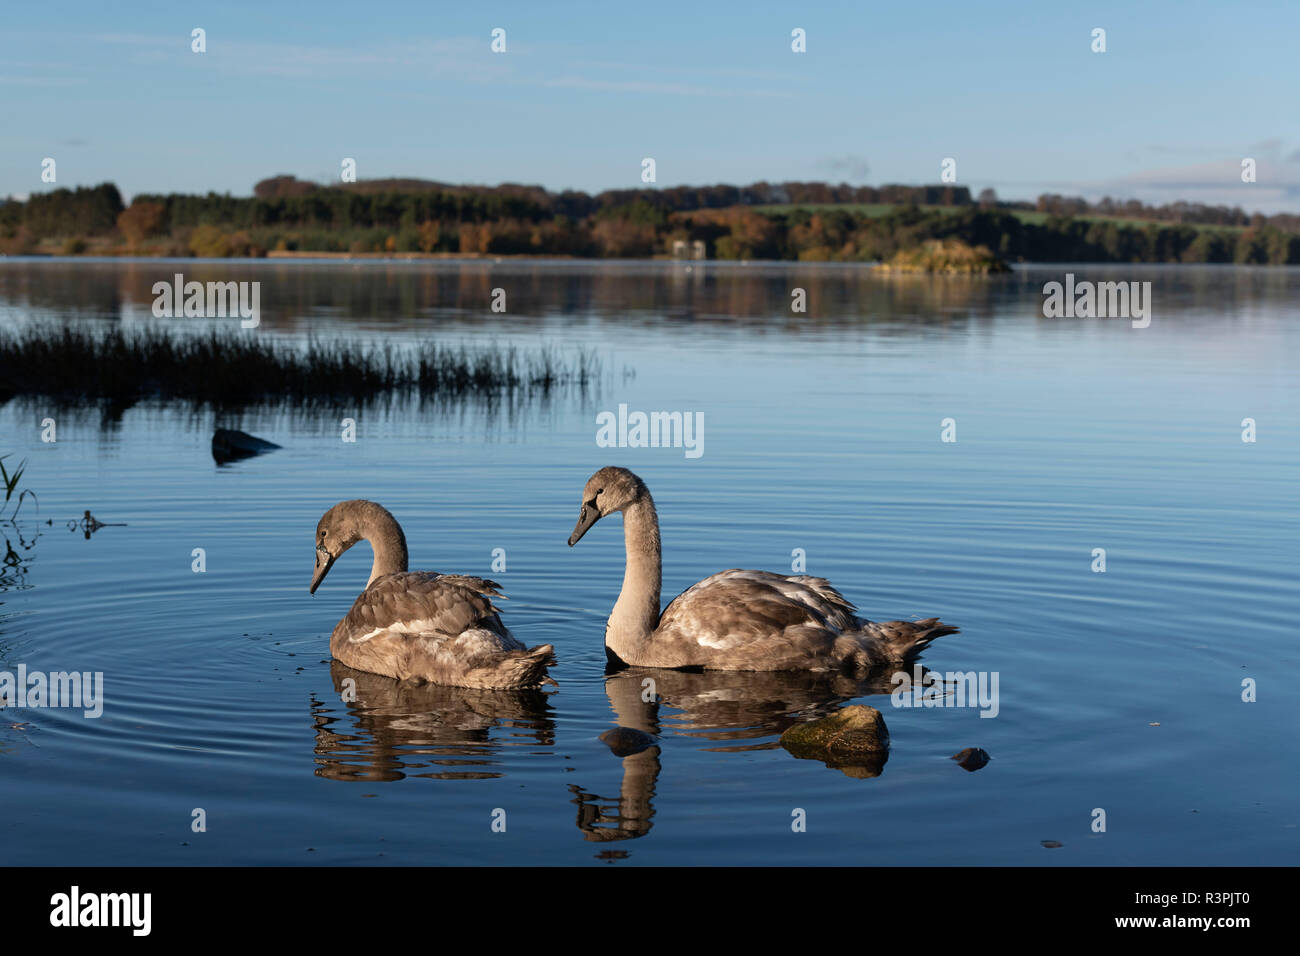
[0, 258, 1296, 865]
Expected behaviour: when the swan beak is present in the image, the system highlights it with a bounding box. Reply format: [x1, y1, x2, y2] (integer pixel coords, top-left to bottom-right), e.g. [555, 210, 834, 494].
[568, 506, 599, 546]
[310, 547, 336, 594]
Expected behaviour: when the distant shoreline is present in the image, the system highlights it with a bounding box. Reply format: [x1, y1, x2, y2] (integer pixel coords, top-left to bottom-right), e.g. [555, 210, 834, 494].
[5, 180, 1297, 266]
[3, 251, 1294, 269]
[264, 249, 581, 260]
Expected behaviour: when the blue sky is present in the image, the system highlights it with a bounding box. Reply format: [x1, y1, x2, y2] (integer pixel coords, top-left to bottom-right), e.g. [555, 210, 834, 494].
[3, 0, 1298, 211]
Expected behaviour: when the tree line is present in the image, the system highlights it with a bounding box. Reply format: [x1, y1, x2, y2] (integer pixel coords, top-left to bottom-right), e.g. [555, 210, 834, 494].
[1, 178, 1296, 263]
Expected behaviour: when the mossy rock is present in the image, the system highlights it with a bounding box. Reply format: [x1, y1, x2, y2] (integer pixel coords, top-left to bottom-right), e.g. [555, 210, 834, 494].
[877, 239, 1011, 275]
[781, 705, 890, 777]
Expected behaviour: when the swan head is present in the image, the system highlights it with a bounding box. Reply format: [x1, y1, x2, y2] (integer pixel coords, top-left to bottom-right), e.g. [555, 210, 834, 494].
[310, 499, 380, 594]
[568, 466, 647, 546]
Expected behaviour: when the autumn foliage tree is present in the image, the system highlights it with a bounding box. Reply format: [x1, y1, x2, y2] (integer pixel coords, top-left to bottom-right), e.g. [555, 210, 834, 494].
[417, 220, 441, 253]
[117, 201, 167, 247]
[590, 218, 657, 257]
[458, 223, 492, 254]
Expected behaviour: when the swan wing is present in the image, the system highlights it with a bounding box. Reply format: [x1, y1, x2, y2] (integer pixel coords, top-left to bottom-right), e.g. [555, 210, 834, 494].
[329, 571, 556, 688]
[655, 569, 859, 668]
[334, 571, 521, 651]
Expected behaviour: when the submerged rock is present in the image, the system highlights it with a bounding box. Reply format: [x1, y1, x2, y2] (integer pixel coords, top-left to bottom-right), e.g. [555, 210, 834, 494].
[212, 428, 282, 464]
[780, 705, 890, 777]
[599, 726, 657, 757]
[951, 747, 991, 772]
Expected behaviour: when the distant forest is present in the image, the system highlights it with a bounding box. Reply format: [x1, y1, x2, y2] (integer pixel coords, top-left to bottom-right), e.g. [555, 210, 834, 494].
[2, 176, 1298, 264]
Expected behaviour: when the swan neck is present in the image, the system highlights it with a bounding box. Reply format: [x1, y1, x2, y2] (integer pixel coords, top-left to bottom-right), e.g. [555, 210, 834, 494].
[364, 511, 409, 586]
[608, 496, 662, 661]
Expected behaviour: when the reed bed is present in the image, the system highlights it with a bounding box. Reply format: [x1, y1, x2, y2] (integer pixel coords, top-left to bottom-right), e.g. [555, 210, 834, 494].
[0, 323, 599, 406]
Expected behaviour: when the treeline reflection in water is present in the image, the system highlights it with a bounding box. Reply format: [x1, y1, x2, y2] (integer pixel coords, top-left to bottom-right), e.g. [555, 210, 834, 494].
[7, 259, 1297, 338]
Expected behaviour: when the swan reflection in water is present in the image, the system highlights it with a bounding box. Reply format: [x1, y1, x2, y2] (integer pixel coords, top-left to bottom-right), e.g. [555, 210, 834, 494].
[310, 660, 556, 782]
[309, 659, 936, 846]
[570, 664, 916, 843]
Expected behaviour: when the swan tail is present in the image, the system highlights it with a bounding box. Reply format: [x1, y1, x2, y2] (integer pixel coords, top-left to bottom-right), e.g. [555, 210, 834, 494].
[845, 617, 959, 667]
[503, 643, 556, 689]
[903, 617, 960, 655]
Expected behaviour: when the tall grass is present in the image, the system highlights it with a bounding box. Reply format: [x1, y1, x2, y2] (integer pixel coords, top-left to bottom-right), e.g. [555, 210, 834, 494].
[0, 323, 599, 407]
[0, 454, 35, 520]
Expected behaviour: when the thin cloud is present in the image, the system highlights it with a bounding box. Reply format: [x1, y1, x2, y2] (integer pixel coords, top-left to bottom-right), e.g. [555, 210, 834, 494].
[1032, 159, 1300, 213]
[817, 155, 871, 181]
[1145, 144, 1227, 157]
[94, 32, 177, 47]
[977, 156, 1300, 214]
[1114, 158, 1297, 190]
[0, 74, 83, 86]
[91, 33, 510, 81]
[542, 75, 791, 98]
[1247, 137, 1284, 157]
[87, 31, 788, 94]
[567, 58, 805, 84]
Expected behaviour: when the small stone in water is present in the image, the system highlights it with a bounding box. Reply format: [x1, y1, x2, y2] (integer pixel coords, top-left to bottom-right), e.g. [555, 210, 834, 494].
[599, 727, 656, 757]
[951, 747, 991, 771]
